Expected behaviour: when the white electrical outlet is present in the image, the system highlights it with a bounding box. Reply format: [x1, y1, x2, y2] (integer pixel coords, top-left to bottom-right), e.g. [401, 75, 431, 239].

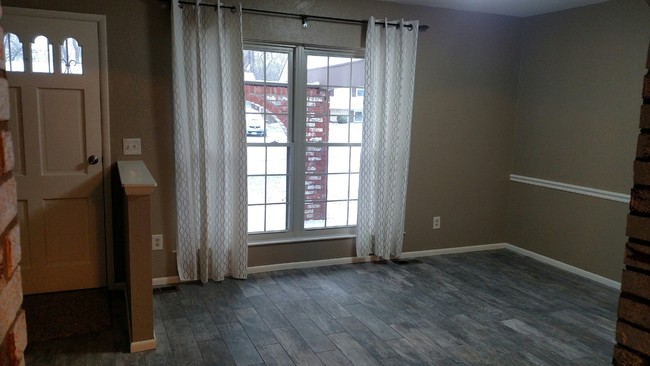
[152, 234, 163, 251]
[433, 216, 441, 230]
[123, 138, 142, 155]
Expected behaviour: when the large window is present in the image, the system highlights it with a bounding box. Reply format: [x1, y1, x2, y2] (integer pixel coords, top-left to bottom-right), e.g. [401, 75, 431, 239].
[244, 46, 364, 240]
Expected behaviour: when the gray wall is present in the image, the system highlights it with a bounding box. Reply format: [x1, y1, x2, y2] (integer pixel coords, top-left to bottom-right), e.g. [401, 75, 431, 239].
[508, 0, 650, 281]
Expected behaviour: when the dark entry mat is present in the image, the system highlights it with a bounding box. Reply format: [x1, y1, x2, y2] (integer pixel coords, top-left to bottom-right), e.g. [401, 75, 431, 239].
[22, 288, 111, 343]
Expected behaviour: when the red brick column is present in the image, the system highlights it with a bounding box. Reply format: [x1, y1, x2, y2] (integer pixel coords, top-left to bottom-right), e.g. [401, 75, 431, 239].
[613, 44, 650, 366]
[0, 5, 28, 365]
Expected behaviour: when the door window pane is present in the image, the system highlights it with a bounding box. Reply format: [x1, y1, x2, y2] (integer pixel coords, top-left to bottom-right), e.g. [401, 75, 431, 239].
[3, 33, 24, 72]
[31, 35, 54, 74]
[60, 37, 83, 74]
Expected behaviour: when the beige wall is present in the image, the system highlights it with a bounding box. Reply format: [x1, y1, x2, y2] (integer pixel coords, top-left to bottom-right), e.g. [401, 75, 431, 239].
[508, 0, 650, 281]
[3, 0, 521, 280]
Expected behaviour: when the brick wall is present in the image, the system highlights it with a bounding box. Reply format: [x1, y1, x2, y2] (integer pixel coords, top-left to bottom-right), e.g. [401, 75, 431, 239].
[613, 44, 650, 366]
[0, 6, 28, 365]
[304, 87, 329, 222]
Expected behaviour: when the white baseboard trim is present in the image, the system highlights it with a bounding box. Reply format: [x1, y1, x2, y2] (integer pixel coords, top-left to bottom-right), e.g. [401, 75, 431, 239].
[247, 243, 507, 274]
[248, 255, 376, 274]
[504, 244, 621, 289]
[130, 338, 157, 353]
[399, 243, 507, 259]
[152, 276, 181, 286]
[154, 242, 620, 289]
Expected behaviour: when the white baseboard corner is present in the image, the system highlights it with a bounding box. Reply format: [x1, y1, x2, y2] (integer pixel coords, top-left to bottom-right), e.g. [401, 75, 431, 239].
[130, 338, 157, 353]
[504, 244, 621, 289]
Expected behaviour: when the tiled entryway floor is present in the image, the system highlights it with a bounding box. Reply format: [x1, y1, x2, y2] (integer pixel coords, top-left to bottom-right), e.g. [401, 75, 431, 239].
[26, 250, 618, 365]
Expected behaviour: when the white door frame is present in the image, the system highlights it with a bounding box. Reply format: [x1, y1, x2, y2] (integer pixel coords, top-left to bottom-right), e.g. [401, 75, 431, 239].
[4, 7, 115, 289]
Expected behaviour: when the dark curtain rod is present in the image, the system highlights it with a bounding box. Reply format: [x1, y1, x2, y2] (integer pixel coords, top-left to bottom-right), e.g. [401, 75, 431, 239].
[176, 1, 429, 31]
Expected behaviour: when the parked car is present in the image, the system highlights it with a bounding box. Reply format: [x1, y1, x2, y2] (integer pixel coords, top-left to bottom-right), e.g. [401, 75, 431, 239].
[246, 108, 265, 136]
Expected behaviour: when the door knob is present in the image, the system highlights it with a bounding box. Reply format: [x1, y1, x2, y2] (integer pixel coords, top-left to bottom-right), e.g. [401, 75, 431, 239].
[88, 155, 100, 165]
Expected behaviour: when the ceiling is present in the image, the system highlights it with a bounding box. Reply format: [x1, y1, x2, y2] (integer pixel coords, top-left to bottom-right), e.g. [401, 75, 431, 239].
[379, 0, 611, 17]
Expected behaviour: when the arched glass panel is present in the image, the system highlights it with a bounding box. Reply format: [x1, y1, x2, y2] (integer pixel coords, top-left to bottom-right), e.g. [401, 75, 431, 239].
[31, 35, 54, 73]
[3, 33, 24, 72]
[60, 37, 83, 75]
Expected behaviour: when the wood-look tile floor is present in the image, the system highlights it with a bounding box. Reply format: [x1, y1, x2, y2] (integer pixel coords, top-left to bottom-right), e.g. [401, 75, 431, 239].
[25, 250, 619, 365]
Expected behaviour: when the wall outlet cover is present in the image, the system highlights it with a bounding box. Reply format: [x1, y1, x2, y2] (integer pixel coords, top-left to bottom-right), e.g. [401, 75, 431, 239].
[152, 234, 163, 251]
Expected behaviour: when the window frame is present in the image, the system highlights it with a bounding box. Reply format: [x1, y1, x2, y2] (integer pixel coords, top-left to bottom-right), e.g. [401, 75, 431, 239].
[246, 43, 364, 245]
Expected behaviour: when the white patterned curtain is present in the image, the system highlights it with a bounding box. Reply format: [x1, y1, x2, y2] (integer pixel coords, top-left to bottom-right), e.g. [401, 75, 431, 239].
[172, 1, 248, 282]
[357, 17, 419, 259]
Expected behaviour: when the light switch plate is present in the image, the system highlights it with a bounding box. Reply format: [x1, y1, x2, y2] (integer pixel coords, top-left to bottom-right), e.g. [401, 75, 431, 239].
[123, 138, 142, 155]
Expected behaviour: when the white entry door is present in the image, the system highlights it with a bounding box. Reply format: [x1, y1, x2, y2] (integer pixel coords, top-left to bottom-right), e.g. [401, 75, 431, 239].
[3, 11, 106, 294]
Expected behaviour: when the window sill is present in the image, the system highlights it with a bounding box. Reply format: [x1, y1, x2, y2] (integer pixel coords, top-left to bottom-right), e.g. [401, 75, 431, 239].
[248, 234, 356, 246]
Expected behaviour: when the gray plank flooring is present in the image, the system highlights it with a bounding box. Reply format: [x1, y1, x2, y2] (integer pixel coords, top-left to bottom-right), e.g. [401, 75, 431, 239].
[25, 250, 618, 365]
